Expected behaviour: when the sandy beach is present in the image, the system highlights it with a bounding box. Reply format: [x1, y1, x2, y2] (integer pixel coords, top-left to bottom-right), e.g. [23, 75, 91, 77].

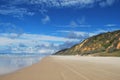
[0, 56, 120, 80]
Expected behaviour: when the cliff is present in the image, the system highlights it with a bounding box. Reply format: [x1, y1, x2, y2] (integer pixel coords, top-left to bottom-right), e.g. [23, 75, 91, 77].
[55, 30, 120, 56]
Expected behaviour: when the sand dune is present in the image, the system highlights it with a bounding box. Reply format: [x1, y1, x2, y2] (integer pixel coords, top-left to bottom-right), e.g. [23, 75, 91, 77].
[0, 56, 120, 80]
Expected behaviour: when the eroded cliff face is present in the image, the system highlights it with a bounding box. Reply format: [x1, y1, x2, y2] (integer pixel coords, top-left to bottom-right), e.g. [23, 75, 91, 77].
[117, 41, 120, 49]
[55, 30, 120, 56]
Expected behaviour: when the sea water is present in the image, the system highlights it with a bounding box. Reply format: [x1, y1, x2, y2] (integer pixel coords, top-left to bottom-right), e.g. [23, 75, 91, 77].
[0, 53, 49, 75]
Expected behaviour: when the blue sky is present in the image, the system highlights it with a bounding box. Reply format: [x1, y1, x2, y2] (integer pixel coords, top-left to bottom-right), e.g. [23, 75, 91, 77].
[0, 0, 120, 54]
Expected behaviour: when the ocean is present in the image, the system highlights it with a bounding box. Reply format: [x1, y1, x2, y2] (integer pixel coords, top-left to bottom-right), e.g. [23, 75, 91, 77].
[0, 53, 49, 75]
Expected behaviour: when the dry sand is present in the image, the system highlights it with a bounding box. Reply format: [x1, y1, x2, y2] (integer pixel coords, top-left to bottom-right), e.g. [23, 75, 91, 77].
[0, 56, 120, 80]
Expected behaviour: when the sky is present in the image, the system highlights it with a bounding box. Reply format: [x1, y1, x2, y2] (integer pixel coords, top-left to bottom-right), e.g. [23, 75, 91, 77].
[0, 0, 120, 54]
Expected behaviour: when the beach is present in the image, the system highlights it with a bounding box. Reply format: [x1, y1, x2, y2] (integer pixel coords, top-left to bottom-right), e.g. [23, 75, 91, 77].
[0, 56, 120, 80]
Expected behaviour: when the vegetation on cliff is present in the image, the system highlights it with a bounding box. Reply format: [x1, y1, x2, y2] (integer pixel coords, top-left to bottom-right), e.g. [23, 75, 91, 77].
[55, 30, 120, 56]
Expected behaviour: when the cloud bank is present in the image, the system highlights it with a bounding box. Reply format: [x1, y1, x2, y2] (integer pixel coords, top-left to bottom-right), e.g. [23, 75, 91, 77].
[0, 0, 118, 17]
[11, 0, 117, 8]
[0, 21, 119, 54]
[0, 32, 79, 54]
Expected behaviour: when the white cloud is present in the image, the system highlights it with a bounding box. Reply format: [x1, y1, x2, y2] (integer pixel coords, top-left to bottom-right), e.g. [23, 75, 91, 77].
[0, 33, 79, 53]
[59, 30, 90, 39]
[38, 49, 55, 54]
[106, 0, 115, 5]
[20, 33, 78, 42]
[0, 33, 78, 46]
[0, 0, 118, 17]
[99, 0, 116, 7]
[0, 6, 34, 17]
[29, 0, 96, 7]
[0, 22, 80, 54]
[0, 37, 13, 46]
[22, 0, 117, 8]
[59, 30, 88, 36]
[58, 29, 116, 38]
[56, 17, 91, 28]
[105, 24, 117, 27]
[41, 15, 50, 24]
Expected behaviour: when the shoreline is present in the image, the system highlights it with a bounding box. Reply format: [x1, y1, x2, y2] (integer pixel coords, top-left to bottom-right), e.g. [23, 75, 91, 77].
[0, 56, 120, 80]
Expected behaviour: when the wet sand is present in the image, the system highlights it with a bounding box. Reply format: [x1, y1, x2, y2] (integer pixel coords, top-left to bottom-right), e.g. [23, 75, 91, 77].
[0, 56, 120, 80]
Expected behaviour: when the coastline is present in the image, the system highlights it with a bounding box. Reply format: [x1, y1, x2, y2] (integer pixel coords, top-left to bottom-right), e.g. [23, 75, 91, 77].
[0, 55, 120, 80]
